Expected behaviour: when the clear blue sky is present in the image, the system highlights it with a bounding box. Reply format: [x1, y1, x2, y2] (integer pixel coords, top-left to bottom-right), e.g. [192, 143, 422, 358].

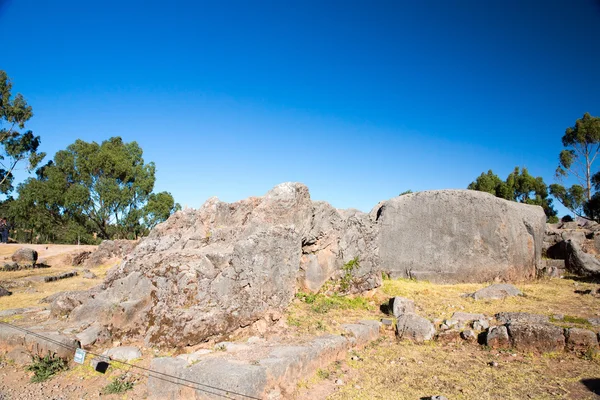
[1, 0, 599, 214]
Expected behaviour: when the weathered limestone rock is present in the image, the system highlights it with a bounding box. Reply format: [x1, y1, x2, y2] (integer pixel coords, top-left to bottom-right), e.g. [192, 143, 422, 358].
[0, 325, 79, 360]
[376, 190, 546, 283]
[0, 286, 11, 297]
[471, 283, 523, 300]
[102, 346, 142, 362]
[507, 322, 565, 352]
[486, 326, 510, 348]
[11, 248, 38, 266]
[84, 239, 137, 268]
[495, 312, 549, 325]
[64, 183, 385, 347]
[565, 328, 599, 351]
[76, 323, 107, 347]
[389, 297, 415, 317]
[396, 312, 435, 342]
[62, 183, 553, 348]
[563, 239, 600, 277]
[148, 324, 380, 399]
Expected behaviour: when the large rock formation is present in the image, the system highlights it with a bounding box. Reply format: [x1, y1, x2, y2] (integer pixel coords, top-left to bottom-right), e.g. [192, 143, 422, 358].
[543, 220, 600, 277]
[67, 183, 381, 347]
[65, 184, 547, 347]
[375, 190, 546, 282]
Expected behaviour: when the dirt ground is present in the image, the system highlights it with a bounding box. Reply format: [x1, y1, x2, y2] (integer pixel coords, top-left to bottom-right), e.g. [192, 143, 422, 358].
[0, 244, 599, 399]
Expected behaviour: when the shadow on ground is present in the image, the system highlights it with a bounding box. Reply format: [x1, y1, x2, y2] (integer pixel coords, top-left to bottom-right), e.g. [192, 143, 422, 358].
[581, 378, 600, 395]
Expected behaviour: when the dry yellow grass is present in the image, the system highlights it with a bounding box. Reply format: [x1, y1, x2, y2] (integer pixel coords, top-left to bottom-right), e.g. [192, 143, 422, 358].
[289, 277, 600, 399]
[326, 338, 600, 400]
[381, 277, 600, 322]
[0, 263, 113, 311]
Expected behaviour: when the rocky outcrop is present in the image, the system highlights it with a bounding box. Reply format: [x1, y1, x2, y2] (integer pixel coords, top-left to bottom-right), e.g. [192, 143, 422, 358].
[376, 190, 546, 283]
[84, 240, 137, 267]
[64, 184, 548, 347]
[11, 248, 38, 266]
[543, 221, 600, 277]
[67, 183, 381, 347]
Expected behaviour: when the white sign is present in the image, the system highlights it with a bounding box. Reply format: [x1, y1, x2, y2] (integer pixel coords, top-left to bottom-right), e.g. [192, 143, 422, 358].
[74, 348, 86, 364]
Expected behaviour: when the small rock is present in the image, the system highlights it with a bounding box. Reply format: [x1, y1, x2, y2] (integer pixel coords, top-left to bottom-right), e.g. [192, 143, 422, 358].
[396, 313, 435, 342]
[470, 283, 522, 300]
[489, 361, 499, 367]
[102, 346, 141, 362]
[486, 325, 510, 348]
[11, 248, 38, 266]
[461, 329, 477, 341]
[565, 327, 599, 350]
[472, 319, 489, 331]
[0, 286, 12, 297]
[334, 379, 344, 386]
[388, 297, 415, 317]
[82, 269, 97, 279]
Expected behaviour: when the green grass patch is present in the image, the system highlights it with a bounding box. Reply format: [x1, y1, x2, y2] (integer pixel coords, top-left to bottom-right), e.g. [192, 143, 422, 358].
[102, 374, 134, 394]
[562, 315, 591, 325]
[296, 291, 373, 314]
[26, 353, 68, 383]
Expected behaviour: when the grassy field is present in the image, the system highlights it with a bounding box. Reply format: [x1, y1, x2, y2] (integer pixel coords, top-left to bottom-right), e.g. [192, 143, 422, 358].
[0, 244, 110, 311]
[290, 277, 600, 399]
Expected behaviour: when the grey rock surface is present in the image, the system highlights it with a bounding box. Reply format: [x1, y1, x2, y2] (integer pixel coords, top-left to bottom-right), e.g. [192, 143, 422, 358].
[76, 323, 106, 347]
[563, 239, 600, 277]
[0, 286, 11, 297]
[471, 283, 523, 300]
[0, 325, 79, 360]
[5, 346, 31, 365]
[507, 322, 565, 352]
[565, 327, 599, 350]
[102, 346, 142, 362]
[66, 183, 382, 348]
[396, 312, 435, 342]
[486, 326, 510, 348]
[389, 296, 415, 317]
[450, 312, 487, 323]
[495, 312, 549, 325]
[342, 320, 381, 344]
[148, 323, 380, 399]
[84, 239, 137, 267]
[376, 190, 546, 283]
[11, 248, 38, 266]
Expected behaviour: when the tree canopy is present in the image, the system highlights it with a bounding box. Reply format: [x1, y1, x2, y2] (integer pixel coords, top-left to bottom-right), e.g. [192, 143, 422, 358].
[468, 167, 557, 219]
[551, 113, 600, 217]
[10, 137, 180, 243]
[0, 70, 45, 195]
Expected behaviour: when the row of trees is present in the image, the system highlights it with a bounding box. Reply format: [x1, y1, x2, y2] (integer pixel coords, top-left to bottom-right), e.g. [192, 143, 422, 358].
[468, 112, 600, 223]
[0, 71, 179, 244]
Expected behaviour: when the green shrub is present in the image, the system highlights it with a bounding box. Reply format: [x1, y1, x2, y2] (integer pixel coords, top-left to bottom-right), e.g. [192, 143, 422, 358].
[26, 353, 68, 383]
[340, 257, 359, 292]
[102, 374, 134, 394]
[547, 215, 559, 224]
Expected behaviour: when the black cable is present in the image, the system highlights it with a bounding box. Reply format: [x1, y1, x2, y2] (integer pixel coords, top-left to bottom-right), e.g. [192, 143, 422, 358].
[0, 321, 261, 400]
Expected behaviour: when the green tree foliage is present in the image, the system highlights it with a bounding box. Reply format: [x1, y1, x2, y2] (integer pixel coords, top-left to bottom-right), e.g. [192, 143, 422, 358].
[550, 113, 600, 218]
[10, 137, 179, 242]
[468, 167, 557, 219]
[549, 183, 586, 217]
[0, 70, 45, 194]
[144, 191, 181, 230]
[554, 112, 600, 201]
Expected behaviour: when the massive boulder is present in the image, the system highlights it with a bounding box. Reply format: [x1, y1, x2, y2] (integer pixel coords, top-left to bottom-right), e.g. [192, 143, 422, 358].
[67, 183, 380, 347]
[375, 190, 546, 283]
[64, 184, 548, 347]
